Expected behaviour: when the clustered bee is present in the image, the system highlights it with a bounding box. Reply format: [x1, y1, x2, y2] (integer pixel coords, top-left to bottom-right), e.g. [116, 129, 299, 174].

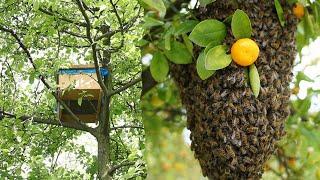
[170, 0, 297, 179]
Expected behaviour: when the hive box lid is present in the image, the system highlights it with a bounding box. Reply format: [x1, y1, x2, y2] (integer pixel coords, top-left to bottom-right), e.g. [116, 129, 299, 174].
[57, 65, 108, 90]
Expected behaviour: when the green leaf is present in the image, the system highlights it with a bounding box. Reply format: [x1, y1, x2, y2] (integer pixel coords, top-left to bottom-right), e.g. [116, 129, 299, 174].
[196, 52, 215, 80]
[274, 0, 285, 27]
[249, 64, 260, 98]
[141, 0, 166, 18]
[199, 0, 216, 7]
[136, 39, 149, 46]
[204, 41, 220, 54]
[205, 45, 232, 70]
[189, 19, 226, 47]
[223, 15, 233, 24]
[231, 9, 252, 39]
[164, 33, 171, 50]
[174, 20, 199, 36]
[78, 97, 83, 106]
[182, 34, 193, 56]
[143, 17, 164, 28]
[164, 41, 192, 64]
[150, 52, 169, 82]
[304, 10, 316, 39]
[296, 72, 314, 83]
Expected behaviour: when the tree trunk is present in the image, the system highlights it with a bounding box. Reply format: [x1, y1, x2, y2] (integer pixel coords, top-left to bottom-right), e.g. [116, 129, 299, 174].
[171, 0, 297, 179]
[95, 26, 113, 180]
[97, 134, 111, 180]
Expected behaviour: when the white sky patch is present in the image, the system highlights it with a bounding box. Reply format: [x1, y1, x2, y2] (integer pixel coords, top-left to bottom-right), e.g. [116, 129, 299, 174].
[141, 54, 152, 66]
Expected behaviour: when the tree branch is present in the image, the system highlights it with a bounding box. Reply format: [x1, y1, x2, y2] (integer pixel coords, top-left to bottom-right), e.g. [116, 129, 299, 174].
[0, 110, 96, 134]
[38, 7, 89, 28]
[141, 68, 157, 97]
[0, 24, 94, 134]
[110, 125, 144, 130]
[61, 43, 91, 48]
[61, 29, 87, 39]
[107, 161, 135, 176]
[74, 0, 108, 94]
[108, 77, 142, 97]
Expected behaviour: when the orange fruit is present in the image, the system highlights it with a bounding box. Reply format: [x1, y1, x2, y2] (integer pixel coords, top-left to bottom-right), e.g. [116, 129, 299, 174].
[293, 3, 304, 19]
[231, 38, 260, 66]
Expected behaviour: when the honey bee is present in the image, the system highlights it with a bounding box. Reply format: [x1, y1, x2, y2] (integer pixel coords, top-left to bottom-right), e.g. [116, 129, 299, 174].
[255, 155, 263, 162]
[217, 129, 226, 141]
[248, 114, 255, 124]
[225, 145, 236, 158]
[271, 41, 281, 49]
[250, 135, 259, 146]
[249, 145, 258, 153]
[215, 148, 226, 159]
[243, 157, 252, 164]
[230, 157, 238, 167]
[261, 124, 267, 133]
[240, 116, 249, 126]
[260, 135, 269, 143]
[247, 166, 255, 172]
[246, 127, 259, 134]
[230, 93, 239, 103]
[210, 141, 218, 147]
[231, 130, 241, 140]
[241, 132, 249, 147]
[239, 164, 246, 172]
[232, 118, 240, 127]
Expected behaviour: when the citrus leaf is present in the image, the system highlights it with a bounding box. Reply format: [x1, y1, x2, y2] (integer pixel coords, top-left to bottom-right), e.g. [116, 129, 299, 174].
[231, 9, 252, 39]
[196, 52, 215, 80]
[150, 52, 169, 82]
[189, 19, 226, 47]
[141, 0, 166, 18]
[143, 17, 164, 28]
[164, 33, 171, 50]
[204, 41, 220, 54]
[164, 41, 192, 64]
[199, 0, 216, 7]
[182, 34, 193, 56]
[249, 64, 260, 98]
[174, 20, 199, 36]
[205, 45, 232, 70]
[274, 0, 285, 27]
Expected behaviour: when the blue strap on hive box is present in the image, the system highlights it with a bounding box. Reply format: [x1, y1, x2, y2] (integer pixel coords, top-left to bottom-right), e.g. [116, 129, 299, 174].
[59, 68, 109, 77]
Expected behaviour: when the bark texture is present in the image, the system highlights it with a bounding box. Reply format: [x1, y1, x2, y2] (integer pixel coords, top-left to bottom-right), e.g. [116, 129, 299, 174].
[171, 0, 297, 179]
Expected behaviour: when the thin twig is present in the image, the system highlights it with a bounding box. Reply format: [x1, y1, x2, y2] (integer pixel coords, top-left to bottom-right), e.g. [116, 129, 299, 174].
[110, 125, 144, 130]
[74, 0, 108, 94]
[108, 77, 141, 97]
[107, 161, 135, 176]
[0, 110, 96, 134]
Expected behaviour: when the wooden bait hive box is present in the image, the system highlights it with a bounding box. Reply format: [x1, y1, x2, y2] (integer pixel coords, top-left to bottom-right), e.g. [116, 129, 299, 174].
[57, 65, 108, 123]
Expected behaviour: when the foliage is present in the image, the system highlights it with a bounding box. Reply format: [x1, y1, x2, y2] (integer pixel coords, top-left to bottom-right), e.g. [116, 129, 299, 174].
[0, 0, 144, 179]
[1, 0, 320, 179]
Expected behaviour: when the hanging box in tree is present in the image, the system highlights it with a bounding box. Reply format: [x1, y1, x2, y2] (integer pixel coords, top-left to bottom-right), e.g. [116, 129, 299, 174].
[57, 65, 108, 123]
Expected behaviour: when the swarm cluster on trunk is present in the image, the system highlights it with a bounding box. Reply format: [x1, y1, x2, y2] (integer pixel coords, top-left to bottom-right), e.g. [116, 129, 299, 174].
[171, 0, 298, 179]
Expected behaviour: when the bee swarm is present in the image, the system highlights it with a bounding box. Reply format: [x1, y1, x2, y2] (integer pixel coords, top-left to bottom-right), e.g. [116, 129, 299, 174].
[171, 0, 297, 179]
